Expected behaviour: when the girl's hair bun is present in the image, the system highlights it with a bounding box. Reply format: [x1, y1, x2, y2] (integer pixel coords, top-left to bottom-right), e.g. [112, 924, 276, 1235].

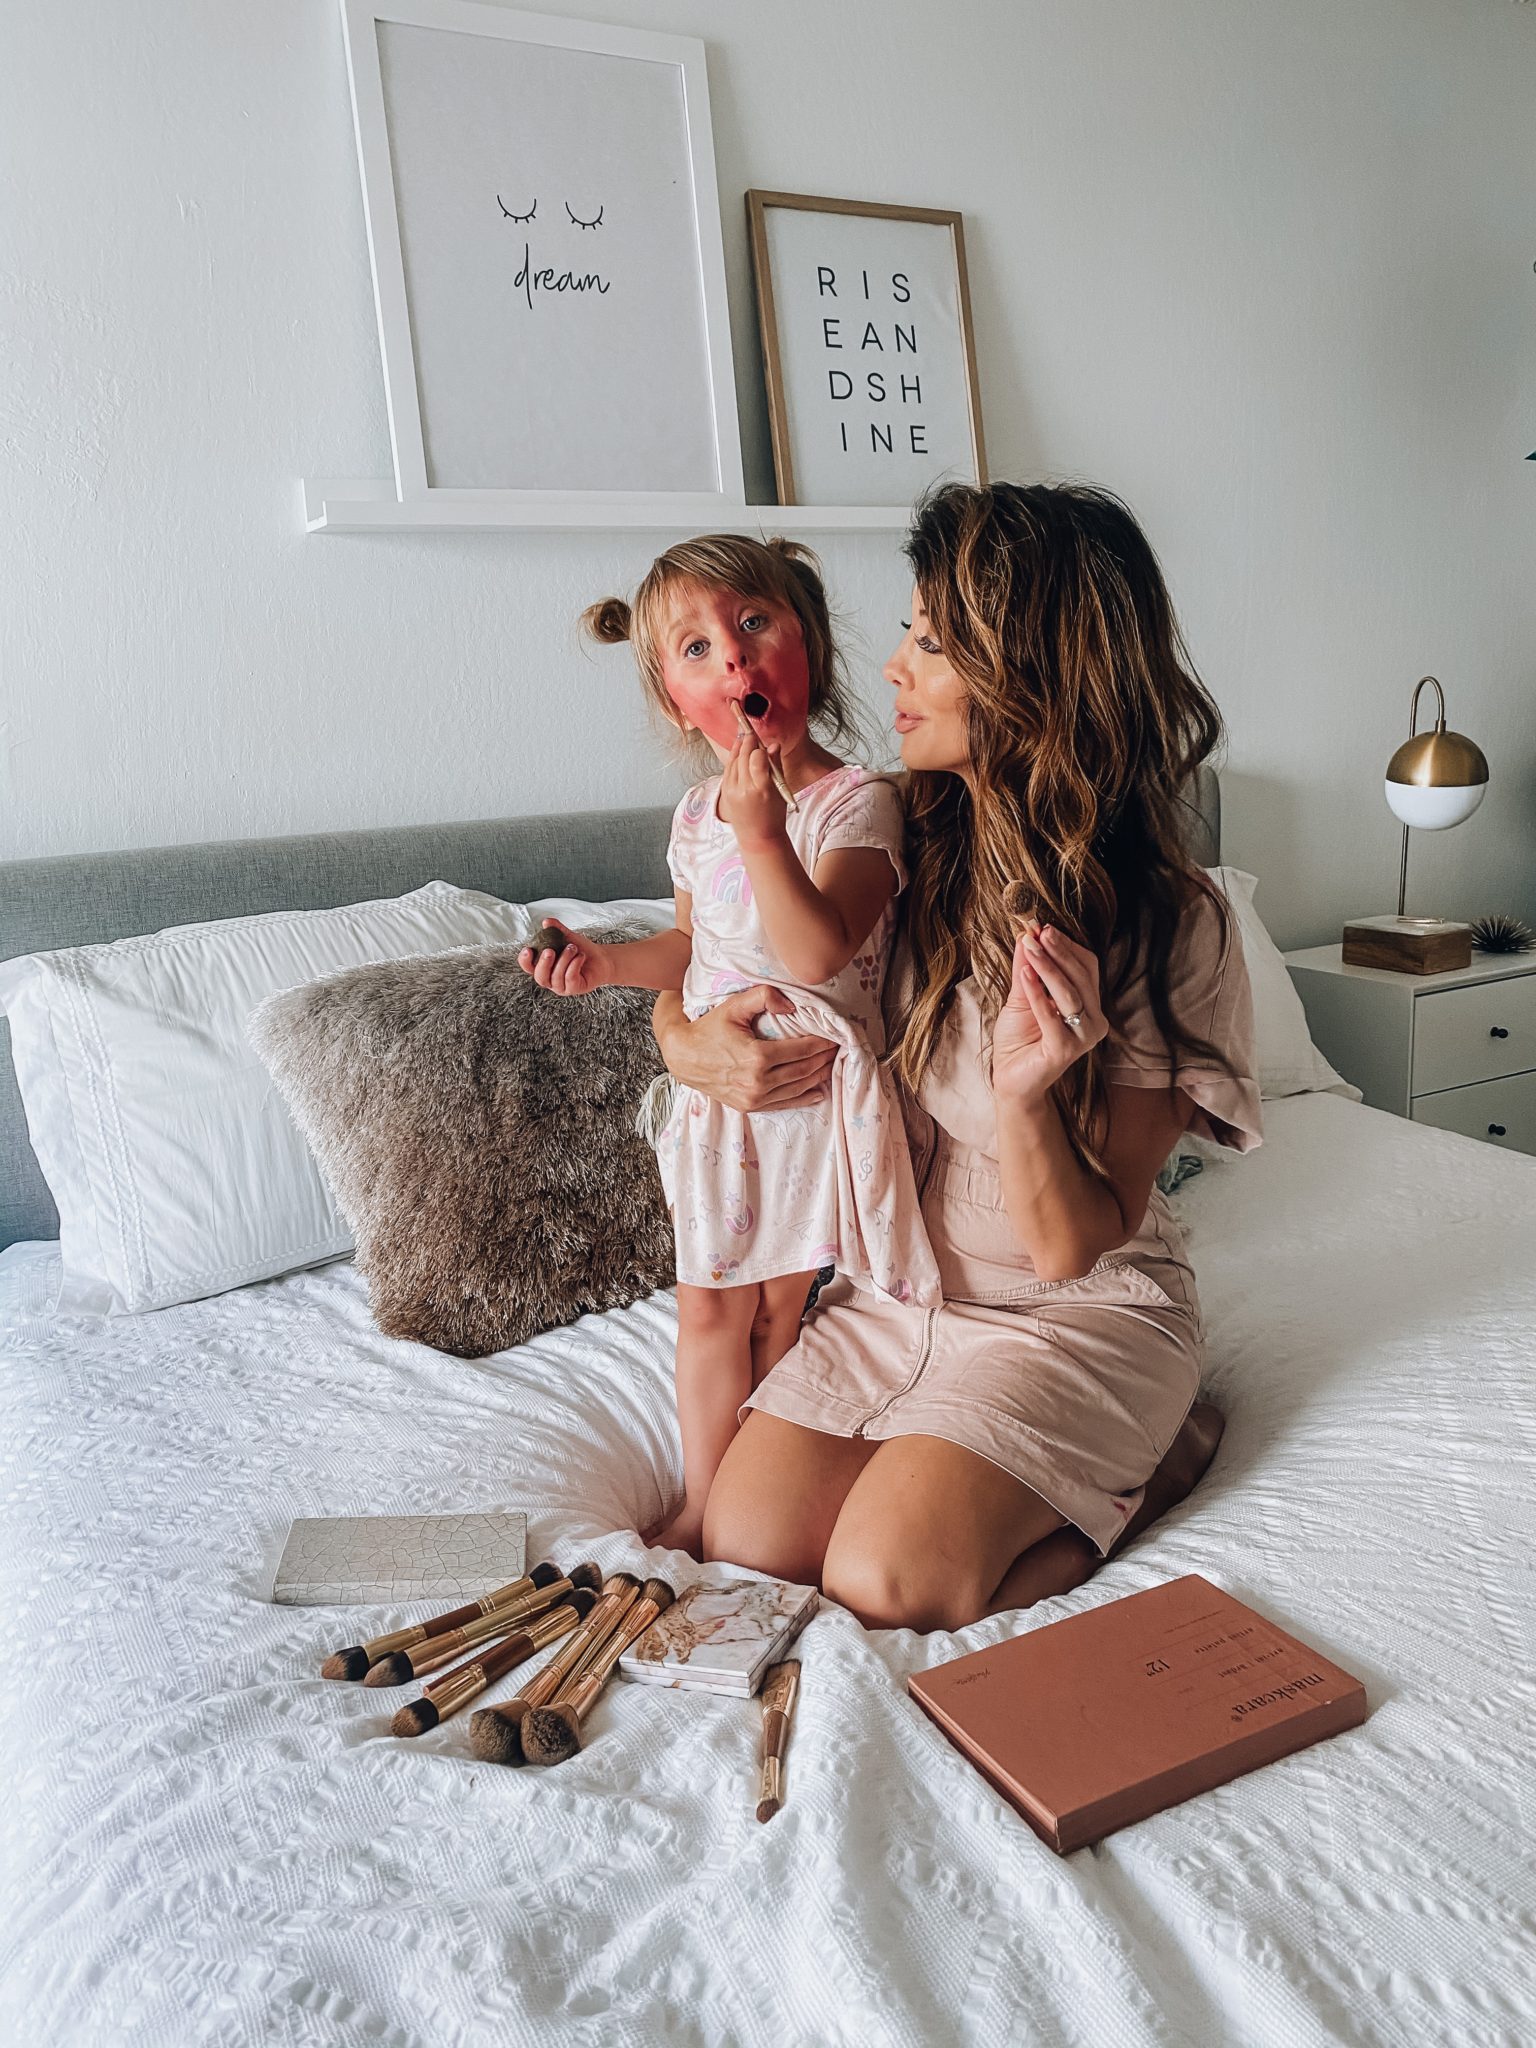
[581, 596, 633, 643]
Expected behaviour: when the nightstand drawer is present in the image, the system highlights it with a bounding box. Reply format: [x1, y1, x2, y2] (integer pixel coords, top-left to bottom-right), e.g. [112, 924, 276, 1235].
[1412, 974, 1536, 1095]
[1411, 1069, 1536, 1155]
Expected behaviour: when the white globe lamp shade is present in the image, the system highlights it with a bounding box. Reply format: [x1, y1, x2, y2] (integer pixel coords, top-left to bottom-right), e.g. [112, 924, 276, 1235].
[1383, 778, 1487, 831]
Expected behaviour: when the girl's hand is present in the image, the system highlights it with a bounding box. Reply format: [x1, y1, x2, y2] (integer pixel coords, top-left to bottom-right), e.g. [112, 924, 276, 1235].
[516, 919, 611, 996]
[991, 922, 1108, 1106]
[715, 718, 788, 846]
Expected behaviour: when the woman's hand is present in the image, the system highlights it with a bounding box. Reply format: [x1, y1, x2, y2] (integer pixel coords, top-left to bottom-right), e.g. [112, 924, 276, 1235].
[516, 919, 611, 996]
[715, 720, 788, 847]
[991, 922, 1108, 1106]
[653, 986, 836, 1113]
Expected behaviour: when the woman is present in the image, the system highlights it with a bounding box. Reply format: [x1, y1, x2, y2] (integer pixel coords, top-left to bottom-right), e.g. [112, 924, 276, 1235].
[651, 482, 1261, 1632]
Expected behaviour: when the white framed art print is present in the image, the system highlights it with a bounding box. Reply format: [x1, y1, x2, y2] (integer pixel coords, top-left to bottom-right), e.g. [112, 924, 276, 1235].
[340, 0, 743, 515]
[746, 190, 986, 508]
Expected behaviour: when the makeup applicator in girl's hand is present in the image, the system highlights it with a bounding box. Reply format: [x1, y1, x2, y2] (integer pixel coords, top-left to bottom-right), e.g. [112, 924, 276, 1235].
[363, 1562, 602, 1687]
[521, 1577, 676, 1766]
[469, 1571, 641, 1766]
[319, 1559, 563, 1681]
[730, 696, 798, 814]
[390, 1587, 597, 1737]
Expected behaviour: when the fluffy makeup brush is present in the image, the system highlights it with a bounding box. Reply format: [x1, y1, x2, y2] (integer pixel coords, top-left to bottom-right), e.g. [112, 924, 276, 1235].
[729, 696, 798, 813]
[390, 1589, 595, 1738]
[521, 1576, 675, 1766]
[320, 1559, 562, 1681]
[470, 1572, 642, 1766]
[364, 1562, 601, 1687]
[522, 923, 571, 961]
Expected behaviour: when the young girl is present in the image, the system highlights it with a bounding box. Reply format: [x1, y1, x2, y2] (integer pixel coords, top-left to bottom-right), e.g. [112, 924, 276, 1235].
[520, 534, 938, 1556]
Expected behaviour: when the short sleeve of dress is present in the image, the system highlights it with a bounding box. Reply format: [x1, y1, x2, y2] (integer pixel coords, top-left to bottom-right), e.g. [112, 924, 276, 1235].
[810, 771, 908, 889]
[666, 783, 708, 895]
[1099, 879, 1263, 1153]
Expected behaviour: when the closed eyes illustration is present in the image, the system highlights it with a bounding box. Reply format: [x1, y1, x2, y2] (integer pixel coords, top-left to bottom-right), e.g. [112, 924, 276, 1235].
[497, 197, 605, 230]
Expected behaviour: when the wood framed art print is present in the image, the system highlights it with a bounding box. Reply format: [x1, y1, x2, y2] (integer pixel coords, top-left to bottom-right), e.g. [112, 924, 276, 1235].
[746, 190, 986, 508]
[339, 0, 743, 518]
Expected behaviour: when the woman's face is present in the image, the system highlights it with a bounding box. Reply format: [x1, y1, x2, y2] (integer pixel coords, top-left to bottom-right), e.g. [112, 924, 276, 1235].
[657, 582, 810, 755]
[884, 586, 969, 773]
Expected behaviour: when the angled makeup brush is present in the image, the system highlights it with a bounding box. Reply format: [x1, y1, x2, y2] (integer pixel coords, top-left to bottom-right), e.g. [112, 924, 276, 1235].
[364, 1562, 601, 1687]
[320, 1559, 563, 1680]
[756, 1659, 801, 1822]
[729, 696, 798, 813]
[390, 1588, 595, 1738]
[521, 1576, 675, 1766]
[470, 1571, 642, 1766]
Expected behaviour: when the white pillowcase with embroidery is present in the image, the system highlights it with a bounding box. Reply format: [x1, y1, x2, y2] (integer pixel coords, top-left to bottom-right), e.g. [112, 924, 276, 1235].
[1203, 866, 1359, 1102]
[0, 882, 529, 1314]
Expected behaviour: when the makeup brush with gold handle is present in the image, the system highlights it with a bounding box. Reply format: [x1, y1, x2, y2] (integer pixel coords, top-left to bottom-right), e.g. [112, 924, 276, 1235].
[363, 1562, 602, 1686]
[520, 1576, 676, 1765]
[390, 1589, 596, 1737]
[756, 1659, 801, 1822]
[320, 1559, 564, 1681]
[470, 1572, 642, 1766]
[730, 696, 798, 814]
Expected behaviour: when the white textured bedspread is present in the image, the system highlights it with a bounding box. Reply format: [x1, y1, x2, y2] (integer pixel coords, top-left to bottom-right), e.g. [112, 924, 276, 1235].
[2, 1094, 1533, 2047]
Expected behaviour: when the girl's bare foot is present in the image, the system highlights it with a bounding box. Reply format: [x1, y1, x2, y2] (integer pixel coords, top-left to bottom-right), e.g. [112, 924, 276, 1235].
[645, 1501, 706, 1561]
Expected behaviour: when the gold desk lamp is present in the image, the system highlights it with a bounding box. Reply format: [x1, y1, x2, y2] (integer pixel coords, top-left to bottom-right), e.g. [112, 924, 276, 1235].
[1342, 675, 1489, 974]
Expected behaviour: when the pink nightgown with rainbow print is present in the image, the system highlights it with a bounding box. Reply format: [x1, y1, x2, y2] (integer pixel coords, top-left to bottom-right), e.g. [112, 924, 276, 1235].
[655, 765, 939, 1303]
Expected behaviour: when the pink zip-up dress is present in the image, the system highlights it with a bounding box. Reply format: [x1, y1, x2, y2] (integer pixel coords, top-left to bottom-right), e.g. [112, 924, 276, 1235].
[744, 881, 1263, 1554]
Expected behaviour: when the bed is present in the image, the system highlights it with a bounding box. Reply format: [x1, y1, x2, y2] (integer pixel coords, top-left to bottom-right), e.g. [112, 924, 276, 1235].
[2, 791, 1533, 2048]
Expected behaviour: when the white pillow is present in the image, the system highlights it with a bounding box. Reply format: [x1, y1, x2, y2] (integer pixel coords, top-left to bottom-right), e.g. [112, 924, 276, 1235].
[1203, 866, 1359, 1102]
[525, 894, 675, 936]
[0, 882, 530, 1314]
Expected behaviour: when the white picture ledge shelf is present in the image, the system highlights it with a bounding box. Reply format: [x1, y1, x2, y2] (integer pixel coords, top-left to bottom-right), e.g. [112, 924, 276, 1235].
[300, 479, 910, 533]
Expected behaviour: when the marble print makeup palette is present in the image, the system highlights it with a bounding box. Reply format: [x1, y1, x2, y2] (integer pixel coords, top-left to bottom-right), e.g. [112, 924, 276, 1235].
[618, 1574, 818, 1698]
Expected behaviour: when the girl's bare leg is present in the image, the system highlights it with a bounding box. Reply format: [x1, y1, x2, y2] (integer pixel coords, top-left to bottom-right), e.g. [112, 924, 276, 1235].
[748, 1267, 819, 1388]
[647, 1282, 760, 1560]
[984, 1400, 1227, 1616]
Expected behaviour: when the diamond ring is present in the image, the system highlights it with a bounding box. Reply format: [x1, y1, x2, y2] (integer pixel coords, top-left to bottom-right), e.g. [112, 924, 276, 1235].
[1060, 1009, 1085, 1030]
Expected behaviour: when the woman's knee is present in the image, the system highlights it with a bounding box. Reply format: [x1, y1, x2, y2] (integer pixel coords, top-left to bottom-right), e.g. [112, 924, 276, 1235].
[821, 1532, 986, 1634]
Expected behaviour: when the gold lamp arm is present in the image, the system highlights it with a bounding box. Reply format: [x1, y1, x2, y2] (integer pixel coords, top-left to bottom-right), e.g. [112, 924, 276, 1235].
[1395, 676, 1446, 919]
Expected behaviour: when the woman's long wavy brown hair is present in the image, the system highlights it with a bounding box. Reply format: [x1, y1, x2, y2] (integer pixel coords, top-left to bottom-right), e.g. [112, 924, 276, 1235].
[893, 480, 1236, 1185]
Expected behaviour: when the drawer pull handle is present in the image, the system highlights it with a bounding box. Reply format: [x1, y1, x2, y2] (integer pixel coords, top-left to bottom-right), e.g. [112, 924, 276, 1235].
[1490, 1026, 1509, 1040]
[1488, 1123, 1507, 1138]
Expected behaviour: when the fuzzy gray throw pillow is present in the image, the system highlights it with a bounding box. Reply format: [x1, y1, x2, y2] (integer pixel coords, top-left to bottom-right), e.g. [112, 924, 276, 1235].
[249, 925, 674, 1357]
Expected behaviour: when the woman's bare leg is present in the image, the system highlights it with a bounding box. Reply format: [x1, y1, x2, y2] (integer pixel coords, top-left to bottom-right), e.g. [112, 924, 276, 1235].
[748, 1268, 819, 1389]
[822, 1436, 1069, 1632]
[703, 1410, 877, 1587]
[647, 1282, 760, 1560]
[984, 1400, 1227, 1616]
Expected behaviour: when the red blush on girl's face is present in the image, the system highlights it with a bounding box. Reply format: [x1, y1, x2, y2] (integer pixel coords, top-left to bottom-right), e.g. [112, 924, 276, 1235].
[659, 586, 811, 751]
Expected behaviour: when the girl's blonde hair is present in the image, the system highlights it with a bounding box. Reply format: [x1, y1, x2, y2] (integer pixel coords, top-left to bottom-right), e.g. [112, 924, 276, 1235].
[582, 533, 869, 769]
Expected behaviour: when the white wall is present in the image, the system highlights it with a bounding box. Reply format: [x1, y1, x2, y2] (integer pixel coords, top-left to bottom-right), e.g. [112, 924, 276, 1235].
[4, 0, 1533, 949]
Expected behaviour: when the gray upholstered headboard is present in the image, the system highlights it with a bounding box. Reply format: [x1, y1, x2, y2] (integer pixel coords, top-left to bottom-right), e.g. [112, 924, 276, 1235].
[0, 769, 1218, 1249]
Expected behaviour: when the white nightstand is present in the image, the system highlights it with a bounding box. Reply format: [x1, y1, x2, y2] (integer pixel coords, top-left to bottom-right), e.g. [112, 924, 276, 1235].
[1284, 945, 1536, 1156]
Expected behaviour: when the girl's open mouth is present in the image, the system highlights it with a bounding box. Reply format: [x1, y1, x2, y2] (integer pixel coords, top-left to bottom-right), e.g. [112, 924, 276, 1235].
[740, 690, 770, 720]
